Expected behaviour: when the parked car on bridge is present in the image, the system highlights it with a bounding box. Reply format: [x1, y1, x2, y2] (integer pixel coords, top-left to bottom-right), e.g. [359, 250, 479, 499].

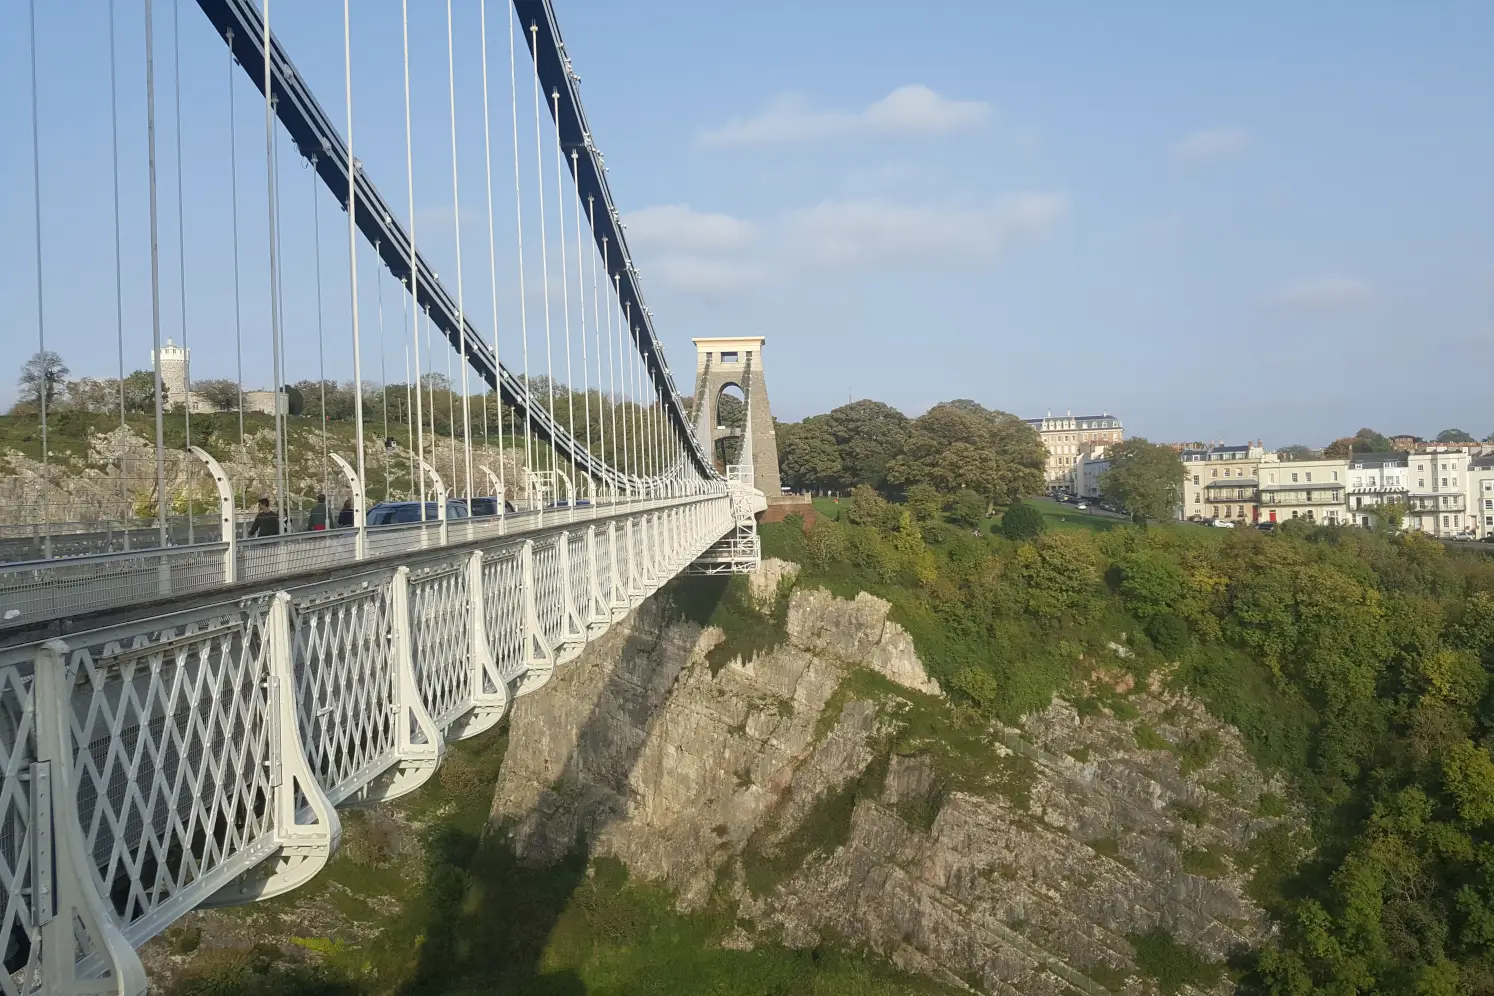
[365, 500, 471, 526]
[454, 496, 515, 517]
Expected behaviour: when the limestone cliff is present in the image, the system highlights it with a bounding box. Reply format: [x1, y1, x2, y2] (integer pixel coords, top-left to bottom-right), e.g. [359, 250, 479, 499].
[494, 559, 1293, 996]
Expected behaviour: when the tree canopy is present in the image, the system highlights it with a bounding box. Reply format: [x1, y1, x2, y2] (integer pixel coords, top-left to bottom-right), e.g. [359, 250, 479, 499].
[1326, 428, 1393, 458]
[17, 350, 68, 408]
[886, 401, 1045, 504]
[1101, 437, 1185, 524]
[1436, 428, 1477, 444]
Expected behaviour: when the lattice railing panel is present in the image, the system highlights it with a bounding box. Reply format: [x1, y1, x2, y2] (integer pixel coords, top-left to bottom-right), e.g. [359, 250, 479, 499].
[291, 574, 399, 802]
[481, 549, 525, 683]
[568, 534, 592, 624]
[632, 519, 649, 582]
[532, 538, 566, 649]
[0, 658, 36, 996]
[0, 545, 229, 631]
[407, 562, 472, 728]
[238, 531, 358, 583]
[67, 606, 275, 941]
[594, 531, 613, 606]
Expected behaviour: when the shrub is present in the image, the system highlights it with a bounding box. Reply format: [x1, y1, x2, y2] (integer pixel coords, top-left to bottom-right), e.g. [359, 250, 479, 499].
[1145, 612, 1190, 660]
[846, 484, 889, 528]
[945, 490, 986, 528]
[1001, 501, 1045, 541]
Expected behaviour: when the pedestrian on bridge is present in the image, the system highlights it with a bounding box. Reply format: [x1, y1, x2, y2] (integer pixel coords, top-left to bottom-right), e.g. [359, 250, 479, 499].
[248, 497, 279, 537]
[309, 494, 329, 531]
[337, 498, 355, 528]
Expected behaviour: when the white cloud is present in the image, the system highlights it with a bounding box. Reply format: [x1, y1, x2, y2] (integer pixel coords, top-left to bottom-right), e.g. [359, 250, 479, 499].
[791, 193, 1068, 266]
[1265, 273, 1376, 312]
[1170, 126, 1251, 163]
[648, 257, 765, 299]
[623, 204, 752, 253]
[698, 85, 991, 147]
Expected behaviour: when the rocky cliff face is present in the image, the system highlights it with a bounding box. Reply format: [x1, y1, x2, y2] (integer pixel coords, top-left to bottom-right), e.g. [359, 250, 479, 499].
[494, 560, 1293, 996]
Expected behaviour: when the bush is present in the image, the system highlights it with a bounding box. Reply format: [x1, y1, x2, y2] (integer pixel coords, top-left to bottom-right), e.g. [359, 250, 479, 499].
[945, 490, 986, 528]
[1145, 612, 1190, 660]
[846, 484, 889, 528]
[1001, 501, 1045, 541]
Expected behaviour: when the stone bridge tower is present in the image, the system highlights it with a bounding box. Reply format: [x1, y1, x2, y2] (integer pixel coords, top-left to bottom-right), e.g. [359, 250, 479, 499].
[691, 336, 781, 496]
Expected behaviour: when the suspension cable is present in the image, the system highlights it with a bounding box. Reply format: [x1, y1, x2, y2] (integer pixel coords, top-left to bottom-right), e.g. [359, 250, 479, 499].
[271, 108, 290, 526]
[402, 284, 415, 496]
[446, 0, 473, 500]
[172, 0, 195, 542]
[480, 0, 505, 507]
[310, 156, 329, 506]
[508, 2, 534, 508]
[27, 0, 52, 552]
[603, 241, 617, 500]
[377, 242, 390, 498]
[143, 0, 169, 547]
[226, 28, 245, 448]
[551, 90, 577, 504]
[612, 271, 627, 495]
[344, 0, 368, 511]
[588, 197, 606, 505]
[530, 24, 557, 513]
[400, 0, 427, 515]
[109, 0, 126, 432]
[575, 163, 593, 510]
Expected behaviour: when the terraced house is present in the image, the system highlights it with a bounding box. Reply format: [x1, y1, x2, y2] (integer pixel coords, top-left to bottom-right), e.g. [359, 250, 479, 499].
[1258, 459, 1348, 525]
[1180, 442, 1273, 523]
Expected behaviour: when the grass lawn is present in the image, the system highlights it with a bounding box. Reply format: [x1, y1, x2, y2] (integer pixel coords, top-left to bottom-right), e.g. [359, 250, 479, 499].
[812, 495, 845, 521]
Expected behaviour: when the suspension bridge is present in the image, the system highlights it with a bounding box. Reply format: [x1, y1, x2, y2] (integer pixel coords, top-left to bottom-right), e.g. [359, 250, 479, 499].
[1, 1, 771, 991]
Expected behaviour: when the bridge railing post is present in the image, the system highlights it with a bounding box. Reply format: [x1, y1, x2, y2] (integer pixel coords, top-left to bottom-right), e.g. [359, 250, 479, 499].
[247, 593, 341, 901]
[373, 566, 444, 799]
[31, 640, 149, 995]
[190, 444, 237, 584]
[330, 452, 367, 561]
[454, 549, 507, 739]
[516, 539, 555, 694]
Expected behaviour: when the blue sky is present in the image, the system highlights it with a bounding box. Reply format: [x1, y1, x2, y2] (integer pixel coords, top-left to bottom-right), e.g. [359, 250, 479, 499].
[2, 1, 1491, 446]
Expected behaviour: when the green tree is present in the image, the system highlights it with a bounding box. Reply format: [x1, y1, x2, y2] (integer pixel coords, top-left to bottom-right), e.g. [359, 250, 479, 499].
[845, 484, 888, 527]
[822, 400, 909, 491]
[1434, 428, 1475, 444]
[946, 489, 986, 528]
[1001, 501, 1045, 541]
[903, 483, 943, 526]
[1100, 437, 1185, 524]
[1326, 428, 1394, 458]
[777, 417, 843, 492]
[1016, 531, 1099, 618]
[887, 402, 1044, 504]
[121, 369, 166, 413]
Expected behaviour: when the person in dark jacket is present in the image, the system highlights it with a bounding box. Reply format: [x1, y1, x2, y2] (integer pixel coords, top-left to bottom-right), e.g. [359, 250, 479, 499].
[248, 497, 280, 537]
[308, 493, 328, 531]
[336, 498, 355, 527]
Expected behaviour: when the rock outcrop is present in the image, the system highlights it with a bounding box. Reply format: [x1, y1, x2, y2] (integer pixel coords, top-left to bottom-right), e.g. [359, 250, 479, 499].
[493, 559, 1292, 995]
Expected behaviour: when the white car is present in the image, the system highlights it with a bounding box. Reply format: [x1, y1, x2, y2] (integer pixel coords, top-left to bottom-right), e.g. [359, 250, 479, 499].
[1211, 519, 1235, 529]
[1076, 503, 1088, 510]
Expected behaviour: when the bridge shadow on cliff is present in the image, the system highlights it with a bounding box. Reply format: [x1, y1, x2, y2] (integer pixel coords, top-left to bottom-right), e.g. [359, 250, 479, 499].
[396, 577, 730, 996]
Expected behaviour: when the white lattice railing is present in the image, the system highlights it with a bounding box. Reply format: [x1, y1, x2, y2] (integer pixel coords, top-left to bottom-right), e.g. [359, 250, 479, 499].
[0, 495, 737, 994]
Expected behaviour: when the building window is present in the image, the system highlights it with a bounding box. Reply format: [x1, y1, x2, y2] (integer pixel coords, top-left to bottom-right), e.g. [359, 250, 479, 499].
[1212, 470, 1218, 478]
[1442, 478, 1448, 487]
[1291, 473, 1299, 483]
[1419, 479, 1425, 488]
[721, 351, 739, 363]
[1305, 472, 1313, 482]
[1193, 494, 1200, 504]
[1443, 516, 1450, 527]
[1193, 475, 1200, 485]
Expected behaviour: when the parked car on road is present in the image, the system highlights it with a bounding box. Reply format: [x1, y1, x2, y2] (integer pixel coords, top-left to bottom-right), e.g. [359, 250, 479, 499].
[1211, 519, 1236, 529]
